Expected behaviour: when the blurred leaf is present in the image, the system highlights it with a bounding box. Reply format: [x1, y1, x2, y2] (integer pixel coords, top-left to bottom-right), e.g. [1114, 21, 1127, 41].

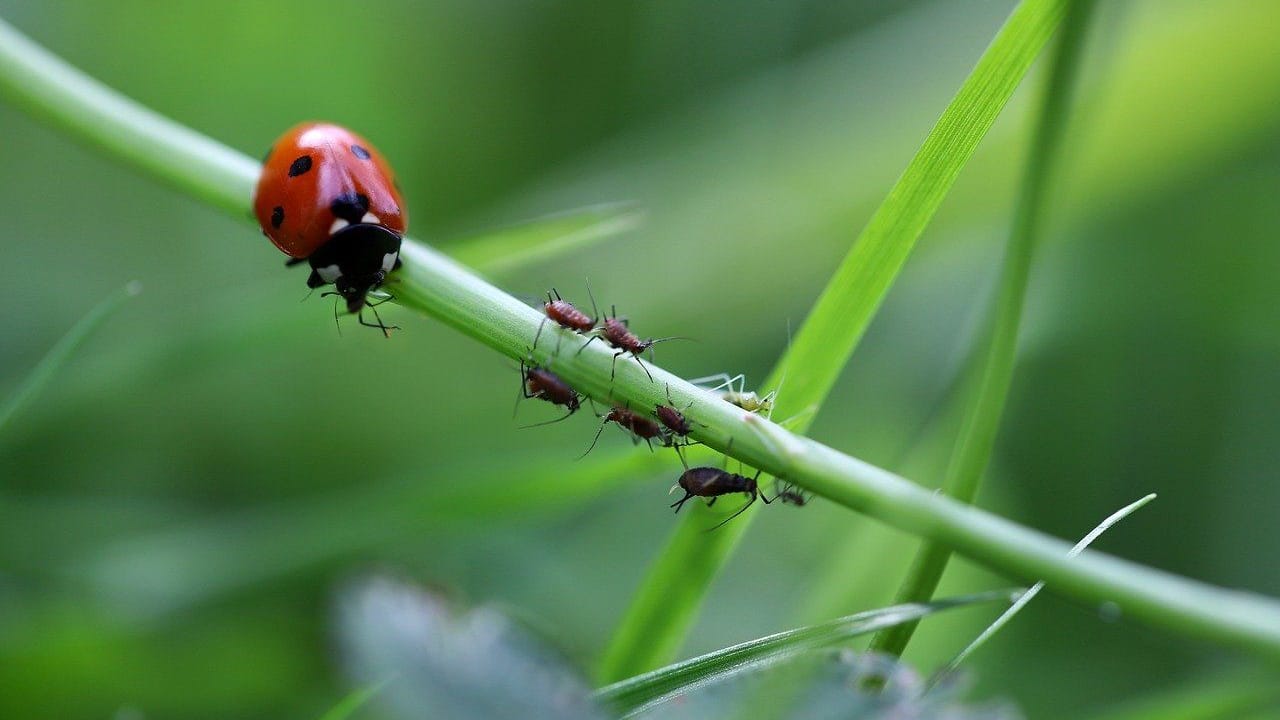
[447, 202, 644, 275]
[337, 576, 605, 720]
[1081, 670, 1280, 720]
[871, 0, 1096, 658]
[595, 589, 1014, 718]
[318, 678, 392, 720]
[943, 493, 1156, 673]
[0, 281, 139, 436]
[73, 450, 662, 616]
[598, 0, 1071, 683]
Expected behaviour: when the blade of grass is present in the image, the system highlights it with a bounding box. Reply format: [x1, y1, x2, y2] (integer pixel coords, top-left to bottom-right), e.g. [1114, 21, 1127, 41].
[317, 678, 394, 720]
[942, 493, 1157, 674]
[7, 11, 1280, 667]
[870, 0, 1096, 660]
[1081, 670, 1280, 720]
[0, 281, 140, 435]
[447, 202, 644, 274]
[594, 589, 1015, 718]
[596, 0, 1071, 682]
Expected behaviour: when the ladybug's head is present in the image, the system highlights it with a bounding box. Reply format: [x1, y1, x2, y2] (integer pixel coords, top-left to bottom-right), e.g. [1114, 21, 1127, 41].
[312, 223, 403, 315]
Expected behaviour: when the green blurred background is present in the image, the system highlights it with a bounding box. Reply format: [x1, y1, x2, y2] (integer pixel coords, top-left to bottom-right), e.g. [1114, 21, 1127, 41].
[3, 0, 1279, 717]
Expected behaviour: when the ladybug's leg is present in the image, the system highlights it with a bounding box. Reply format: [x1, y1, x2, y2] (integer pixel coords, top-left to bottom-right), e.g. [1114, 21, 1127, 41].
[306, 270, 326, 289]
[285, 257, 307, 267]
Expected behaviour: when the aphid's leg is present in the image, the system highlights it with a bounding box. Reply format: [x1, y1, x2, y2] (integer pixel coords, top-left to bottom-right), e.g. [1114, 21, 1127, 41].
[632, 355, 655, 382]
[577, 415, 611, 459]
[674, 442, 690, 470]
[708, 493, 756, 531]
[533, 315, 549, 352]
[576, 334, 601, 356]
[610, 351, 624, 381]
[706, 497, 718, 507]
[643, 436, 654, 452]
[519, 410, 576, 429]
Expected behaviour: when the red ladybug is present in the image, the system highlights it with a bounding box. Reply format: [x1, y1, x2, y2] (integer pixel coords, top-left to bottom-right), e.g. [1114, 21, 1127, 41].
[253, 122, 407, 320]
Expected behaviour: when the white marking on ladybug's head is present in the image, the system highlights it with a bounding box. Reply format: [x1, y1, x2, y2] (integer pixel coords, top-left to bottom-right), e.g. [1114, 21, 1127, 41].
[329, 219, 349, 235]
[380, 251, 398, 274]
[361, 212, 380, 225]
[316, 264, 343, 284]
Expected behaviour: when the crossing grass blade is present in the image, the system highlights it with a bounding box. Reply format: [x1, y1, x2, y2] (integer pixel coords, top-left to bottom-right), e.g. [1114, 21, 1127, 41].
[0, 281, 140, 436]
[596, 0, 1071, 683]
[447, 202, 643, 274]
[594, 590, 1014, 718]
[869, 0, 1096, 659]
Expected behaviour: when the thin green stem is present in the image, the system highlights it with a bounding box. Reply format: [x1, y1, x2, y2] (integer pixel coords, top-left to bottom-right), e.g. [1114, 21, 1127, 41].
[4, 12, 1280, 664]
[870, 0, 1097, 659]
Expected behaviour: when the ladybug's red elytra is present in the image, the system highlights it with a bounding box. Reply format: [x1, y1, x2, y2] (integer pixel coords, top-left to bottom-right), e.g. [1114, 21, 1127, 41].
[253, 122, 407, 319]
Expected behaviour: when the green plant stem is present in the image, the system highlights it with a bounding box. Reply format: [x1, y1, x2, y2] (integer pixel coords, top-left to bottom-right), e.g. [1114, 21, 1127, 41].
[598, 0, 1070, 681]
[870, 0, 1097, 659]
[5, 13, 1280, 664]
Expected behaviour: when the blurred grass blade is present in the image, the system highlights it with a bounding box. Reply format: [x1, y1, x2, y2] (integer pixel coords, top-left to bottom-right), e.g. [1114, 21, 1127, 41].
[870, 0, 1095, 659]
[598, 0, 1070, 683]
[318, 678, 393, 720]
[942, 493, 1157, 674]
[0, 281, 140, 435]
[594, 590, 1014, 718]
[1081, 670, 1280, 720]
[447, 202, 644, 274]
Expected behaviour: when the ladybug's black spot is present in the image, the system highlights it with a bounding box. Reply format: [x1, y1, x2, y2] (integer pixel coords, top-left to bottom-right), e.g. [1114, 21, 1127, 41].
[271, 205, 284, 228]
[288, 155, 313, 177]
[351, 144, 371, 160]
[330, 192, 370, 223]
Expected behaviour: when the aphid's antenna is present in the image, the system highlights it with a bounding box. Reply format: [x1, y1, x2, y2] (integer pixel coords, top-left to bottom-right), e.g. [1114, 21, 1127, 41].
[584, 278, 600, 322]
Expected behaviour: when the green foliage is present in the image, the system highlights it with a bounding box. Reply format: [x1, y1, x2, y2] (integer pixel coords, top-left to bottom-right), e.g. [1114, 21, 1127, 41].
[598, 0, 1070, 681]
[3, 2, 1280, 718]
[596, 590, 1013, 717]
[0, 282, 139, 435]
[871, 0, 1096, 659]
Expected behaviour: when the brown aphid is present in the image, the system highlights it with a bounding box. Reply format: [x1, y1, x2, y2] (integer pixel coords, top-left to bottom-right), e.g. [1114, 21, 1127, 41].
[655, 384, 700, 439]
[534, 286, 598, 353]
[773, 481, 810, 507]
[670, 464, 773, 531]
[580, 404, 671, 458]
[578, 305, 682, 382]
[518, 358, 582, 427]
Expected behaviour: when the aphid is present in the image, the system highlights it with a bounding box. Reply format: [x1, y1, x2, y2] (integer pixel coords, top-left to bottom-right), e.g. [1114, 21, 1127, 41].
[518, 358, 582, 427]
[773, 481, 810, 507]
[654, 384, 703, 453]
[690, 373, 777, 416]
[534, 285, 598, 353]
[579, 305, 681, 382]
[254, 122, 407, 335]
[580, 404, 670, 458]
[669, 449, 775, 530]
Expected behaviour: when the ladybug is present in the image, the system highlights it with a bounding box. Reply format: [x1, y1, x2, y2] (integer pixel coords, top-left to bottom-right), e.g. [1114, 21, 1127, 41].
[253, 122, 407, 325]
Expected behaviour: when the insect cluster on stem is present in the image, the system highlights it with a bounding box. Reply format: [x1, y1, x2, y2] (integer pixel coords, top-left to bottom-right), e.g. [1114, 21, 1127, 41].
[514, 285, 809, 529]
